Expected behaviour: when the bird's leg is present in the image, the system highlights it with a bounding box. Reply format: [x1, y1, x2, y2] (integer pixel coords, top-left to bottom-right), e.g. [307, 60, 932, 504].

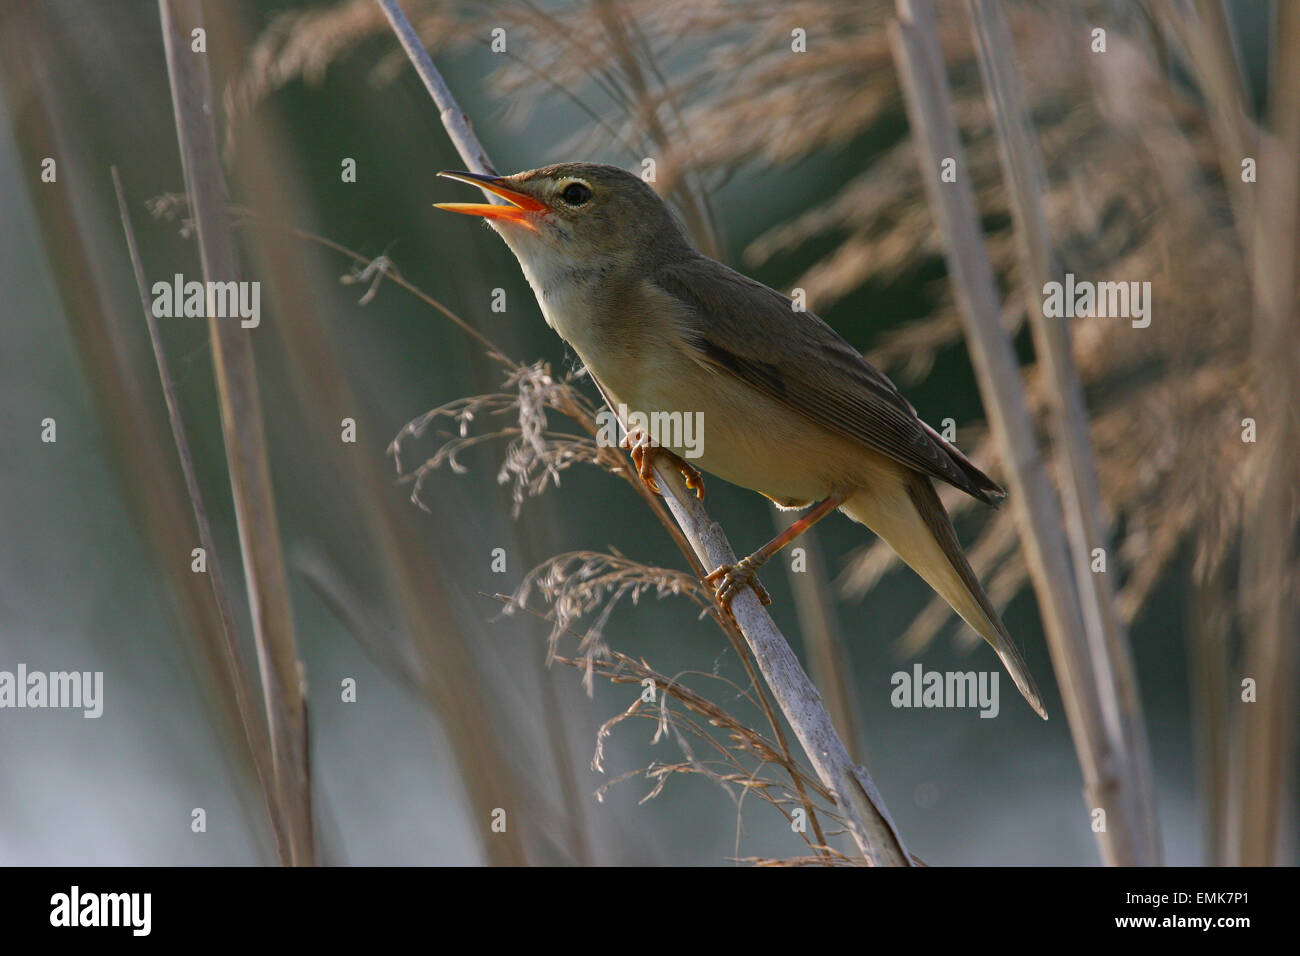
[705, 493, 846, 611]
[619, 426, 705, 499]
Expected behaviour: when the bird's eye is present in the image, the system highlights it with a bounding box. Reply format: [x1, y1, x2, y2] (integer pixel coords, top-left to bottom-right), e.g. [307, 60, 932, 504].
[560, 182, 592, 206]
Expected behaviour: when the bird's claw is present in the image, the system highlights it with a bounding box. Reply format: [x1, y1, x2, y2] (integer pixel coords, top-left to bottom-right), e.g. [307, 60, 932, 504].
[705, 555, 772, 611]
[620, 427, 661, 493]
[620, 427, 705, 500]
[681, 462, 706, 499]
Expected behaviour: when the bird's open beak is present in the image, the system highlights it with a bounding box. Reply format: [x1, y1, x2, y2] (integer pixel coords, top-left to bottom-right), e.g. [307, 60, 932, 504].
[434, 170, 548, 228]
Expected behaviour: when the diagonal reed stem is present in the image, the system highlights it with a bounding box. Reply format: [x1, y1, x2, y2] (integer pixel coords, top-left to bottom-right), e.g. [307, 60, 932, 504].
[111, 166, 287, 863]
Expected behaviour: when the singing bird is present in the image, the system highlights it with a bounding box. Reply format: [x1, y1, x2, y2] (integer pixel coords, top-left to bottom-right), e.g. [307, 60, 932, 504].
[436, 162, 1046, 718]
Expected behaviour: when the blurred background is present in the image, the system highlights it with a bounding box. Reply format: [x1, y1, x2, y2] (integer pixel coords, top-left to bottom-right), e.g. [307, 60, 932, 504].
[0, 0, 1294, 865]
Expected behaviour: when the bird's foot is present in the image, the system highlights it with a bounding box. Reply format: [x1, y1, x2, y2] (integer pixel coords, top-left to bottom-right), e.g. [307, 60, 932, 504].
[620, 427, 705, 499]
[705, 554, 772, 611]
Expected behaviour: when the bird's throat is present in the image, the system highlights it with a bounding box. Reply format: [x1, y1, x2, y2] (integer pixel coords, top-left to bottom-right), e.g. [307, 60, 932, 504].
[512, 246, 613, 344]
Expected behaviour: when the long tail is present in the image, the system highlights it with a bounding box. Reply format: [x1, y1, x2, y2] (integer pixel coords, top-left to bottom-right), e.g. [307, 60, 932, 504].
[842, 474, 1048, 719]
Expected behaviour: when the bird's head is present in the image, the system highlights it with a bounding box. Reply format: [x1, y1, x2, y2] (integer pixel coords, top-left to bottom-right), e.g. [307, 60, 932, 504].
[434, 162, 691, 271]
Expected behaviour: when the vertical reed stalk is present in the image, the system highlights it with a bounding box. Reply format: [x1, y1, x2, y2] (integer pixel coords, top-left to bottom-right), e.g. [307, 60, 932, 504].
[775, 509, 866, 762]
[159, 0, 313, 865]
[890, 0, 1155, 865]
[1230, 0, 1300, 866]
[964, 0, 1161, 864]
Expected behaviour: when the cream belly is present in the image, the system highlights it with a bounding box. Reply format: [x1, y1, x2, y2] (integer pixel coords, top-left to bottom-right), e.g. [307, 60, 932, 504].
[593, 345, 900, 508]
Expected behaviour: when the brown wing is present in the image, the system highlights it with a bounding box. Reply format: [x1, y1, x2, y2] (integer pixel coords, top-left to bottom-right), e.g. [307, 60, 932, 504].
[655, 255, 1005, 505]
